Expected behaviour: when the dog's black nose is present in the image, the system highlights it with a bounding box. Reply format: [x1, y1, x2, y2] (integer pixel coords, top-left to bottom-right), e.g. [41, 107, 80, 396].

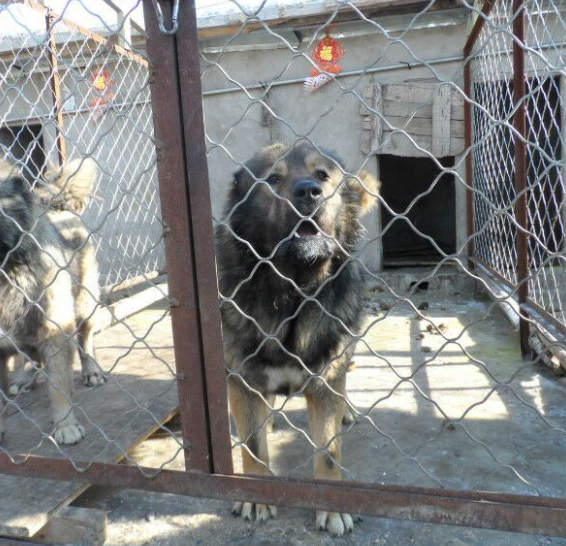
[292, 179, 322, 202]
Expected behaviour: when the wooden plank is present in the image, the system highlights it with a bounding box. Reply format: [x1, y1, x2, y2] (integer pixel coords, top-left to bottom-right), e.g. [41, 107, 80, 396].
[197, 0, 451, 33]
[96, 281, 169, 332]
[360, 83, 382, 155]
[32, 507, 106, 546]
[383, 83, 464, 105]
[432, 85, 452, 156]
[383, 100, 464, 121]
[380, 131, 465, 157]
[383, 115, 464, 138]
[360, 84, 375, 115]
[373, 85, 383, 153]
[0, 302, 178, 538]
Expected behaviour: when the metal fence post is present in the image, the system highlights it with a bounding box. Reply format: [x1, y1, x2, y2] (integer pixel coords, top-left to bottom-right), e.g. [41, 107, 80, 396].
[45, 11, 66, 166]
[173, 0, 234, 476]
[512, 0, 530, 356]
[464, 61, 474, 268]
[143, 0, 233, 475]
[143, 0, 215, 473]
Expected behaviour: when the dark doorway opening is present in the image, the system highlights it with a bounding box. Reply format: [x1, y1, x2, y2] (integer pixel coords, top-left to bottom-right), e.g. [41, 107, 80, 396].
[0, 123, 46, 178]
[379, 155, 456, 267]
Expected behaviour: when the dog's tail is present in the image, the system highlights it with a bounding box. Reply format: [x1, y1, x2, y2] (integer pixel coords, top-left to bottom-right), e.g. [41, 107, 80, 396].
[40, 158, 98, 214]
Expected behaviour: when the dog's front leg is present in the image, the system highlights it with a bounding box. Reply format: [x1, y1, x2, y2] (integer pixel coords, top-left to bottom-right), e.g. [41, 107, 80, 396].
[41, 336, 85, 445]
[306, 373, 354, 536]
[228, 375, 277, 522]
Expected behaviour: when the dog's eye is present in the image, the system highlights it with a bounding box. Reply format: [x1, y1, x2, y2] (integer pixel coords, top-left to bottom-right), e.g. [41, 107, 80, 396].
[316, 170, 329, 181]
[266, 174, 281, 185]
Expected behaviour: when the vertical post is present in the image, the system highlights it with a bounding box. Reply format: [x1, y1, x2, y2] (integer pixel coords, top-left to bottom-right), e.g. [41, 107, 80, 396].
[560, 75, 566, 254]
[45, 11, 66, 166]
[143, 0, 233, 475]
[143, 0, 214, 473]
[464, 60, 474, 268]
[512, 0, 530, 356]
[174, 0, 234, 476]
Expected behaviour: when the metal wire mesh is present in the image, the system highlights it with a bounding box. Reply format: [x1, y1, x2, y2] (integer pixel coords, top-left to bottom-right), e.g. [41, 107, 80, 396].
[470, 0, 517, 284]
[202, 0, 566, 522]
[0, 1, 165, 289]
[2, 0, 566, 539]
[0, 0, 180, 485]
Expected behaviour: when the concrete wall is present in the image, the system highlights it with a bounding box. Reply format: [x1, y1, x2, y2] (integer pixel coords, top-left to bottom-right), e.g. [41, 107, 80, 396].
[200, 22, 470, 272]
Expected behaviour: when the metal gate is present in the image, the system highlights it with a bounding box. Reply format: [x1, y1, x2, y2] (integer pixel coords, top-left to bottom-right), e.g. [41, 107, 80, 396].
[2, 0, 566, 540]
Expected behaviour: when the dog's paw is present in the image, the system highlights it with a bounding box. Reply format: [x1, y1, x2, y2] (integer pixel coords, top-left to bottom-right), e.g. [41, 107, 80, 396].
[82, 371, 107, 387]
[8, 378, 34, 396]
[232, 501, 277, 522]
[316, 511, 354, 536]
[81, 357, 107, 387]
[53, 422, 85, 445]
[8, 362, 39, 396]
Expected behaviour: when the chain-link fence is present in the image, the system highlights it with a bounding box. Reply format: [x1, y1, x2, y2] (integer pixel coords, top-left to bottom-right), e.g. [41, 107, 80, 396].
[469, 0, 566, 348]
[1, 0, 165, 290]
[2, 0, 566, 542]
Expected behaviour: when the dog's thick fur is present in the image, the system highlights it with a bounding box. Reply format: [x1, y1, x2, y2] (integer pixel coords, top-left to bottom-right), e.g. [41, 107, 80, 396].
[0, 158, 101, 445]
[215, 142, 379, 535]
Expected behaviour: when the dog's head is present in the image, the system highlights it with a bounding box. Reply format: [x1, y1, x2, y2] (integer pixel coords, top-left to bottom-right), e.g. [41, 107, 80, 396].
[225, 142, 379, 278]
[0, 159, 35, 266]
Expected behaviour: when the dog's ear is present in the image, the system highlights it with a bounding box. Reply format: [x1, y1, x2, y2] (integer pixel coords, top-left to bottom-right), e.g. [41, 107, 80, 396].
[42, 158, 98, 213]
[348, 170, 380, 215]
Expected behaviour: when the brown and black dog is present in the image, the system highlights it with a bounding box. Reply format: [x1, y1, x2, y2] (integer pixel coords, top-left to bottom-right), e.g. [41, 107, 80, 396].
[215, 142, 379, 535]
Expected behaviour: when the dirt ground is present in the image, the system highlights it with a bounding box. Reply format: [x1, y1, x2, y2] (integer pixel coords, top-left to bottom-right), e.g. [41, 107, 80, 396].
[70, 273, 566, 546]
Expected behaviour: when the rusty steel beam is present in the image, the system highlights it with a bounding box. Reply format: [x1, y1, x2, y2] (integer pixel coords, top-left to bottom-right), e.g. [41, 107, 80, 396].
[512, 0, 530, 356]
[464, 61, 474, 267]
[142, 0, 214, 473]
[1, 455, 566, 537]
[174, 0, 234, 476]
[464, 0, 497, 56]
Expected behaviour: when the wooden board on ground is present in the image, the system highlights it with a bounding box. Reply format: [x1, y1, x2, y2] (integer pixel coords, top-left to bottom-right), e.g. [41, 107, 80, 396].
[0, 300, 178, 539]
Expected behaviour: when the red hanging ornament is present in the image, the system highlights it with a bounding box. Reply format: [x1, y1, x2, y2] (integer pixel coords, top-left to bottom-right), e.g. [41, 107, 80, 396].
[89, 68, 114, 108]
[304, 30, 346, 92]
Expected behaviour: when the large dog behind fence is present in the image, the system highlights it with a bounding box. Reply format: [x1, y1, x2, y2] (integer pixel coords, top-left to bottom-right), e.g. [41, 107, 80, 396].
[0, 158, 101, 446]
[216, 142, 379, 534]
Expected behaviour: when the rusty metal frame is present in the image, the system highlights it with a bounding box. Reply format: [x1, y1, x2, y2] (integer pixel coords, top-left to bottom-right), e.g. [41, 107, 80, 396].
[3, 455, 566, 537]
[45, 10, 66, 167]
[512, 0, 531, 356]
[4, 0, 566, 540]
[473, 257, 566, 345]
[142, 0, 232, 473]
[20, 0, 149, 169]
[464, 0, 498, 269]
[464, 0, 531, 354]
[22, 0, 148, 67]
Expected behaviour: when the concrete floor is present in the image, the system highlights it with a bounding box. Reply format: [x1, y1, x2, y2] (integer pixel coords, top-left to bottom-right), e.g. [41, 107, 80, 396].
[72, 279, 566, 545]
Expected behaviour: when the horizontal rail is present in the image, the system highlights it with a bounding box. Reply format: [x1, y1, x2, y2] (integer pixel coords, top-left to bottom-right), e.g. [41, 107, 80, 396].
[1, 455, 566, 536]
